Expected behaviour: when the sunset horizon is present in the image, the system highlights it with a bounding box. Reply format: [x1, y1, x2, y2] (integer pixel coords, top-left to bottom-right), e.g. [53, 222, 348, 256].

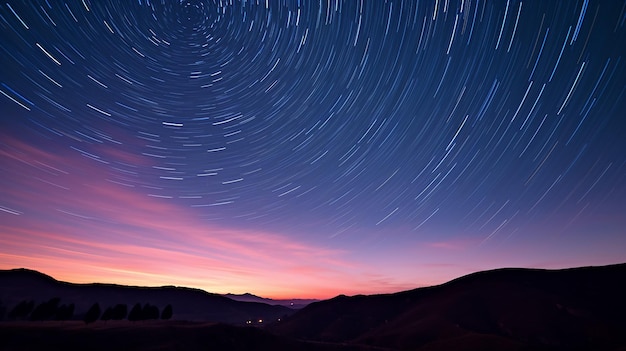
[2, 0, 625, 302]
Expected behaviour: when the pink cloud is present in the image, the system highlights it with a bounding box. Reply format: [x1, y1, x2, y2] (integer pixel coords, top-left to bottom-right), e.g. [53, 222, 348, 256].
[0, 133, 401, 298]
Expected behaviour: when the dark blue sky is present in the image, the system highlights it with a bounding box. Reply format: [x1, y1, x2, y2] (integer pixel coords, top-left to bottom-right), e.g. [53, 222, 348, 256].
[1, 0, 625, 298]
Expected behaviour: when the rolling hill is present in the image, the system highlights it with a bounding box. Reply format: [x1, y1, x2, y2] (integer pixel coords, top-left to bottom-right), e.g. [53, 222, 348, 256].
[271, 264, 626, 350]
[2, 264, 626, 350]
[0, 268, 292, 324]
[223, 292, 319, 309]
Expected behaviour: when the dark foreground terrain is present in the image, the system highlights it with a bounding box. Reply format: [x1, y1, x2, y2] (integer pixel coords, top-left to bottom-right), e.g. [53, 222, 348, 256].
[0, 269, 292, 323]
[272, 263, 626, 351]
[0, 321, 380, 351]
[2, 263, 626, 350]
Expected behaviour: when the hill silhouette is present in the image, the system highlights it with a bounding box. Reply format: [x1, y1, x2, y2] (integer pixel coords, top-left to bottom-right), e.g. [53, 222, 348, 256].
[2, 264, 626, 350]
[223, 292, 319, 309]
[0, 268, 291, 324]
[271, 264, 626, 350]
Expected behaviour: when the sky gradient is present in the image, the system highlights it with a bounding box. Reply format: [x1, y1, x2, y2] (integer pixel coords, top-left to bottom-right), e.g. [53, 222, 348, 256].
[1, 0, 625, 299]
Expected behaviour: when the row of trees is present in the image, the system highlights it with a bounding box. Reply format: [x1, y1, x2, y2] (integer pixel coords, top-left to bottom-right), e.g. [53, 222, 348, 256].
[83, 302, 173, 324]
[3, 298, 173, 323]
[7, 298, 75, 321]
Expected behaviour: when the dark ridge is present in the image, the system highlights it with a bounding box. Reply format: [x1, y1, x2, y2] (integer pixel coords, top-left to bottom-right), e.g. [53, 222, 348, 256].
[3, 264, 626, 350]
[0, 268, 58, 281]
[0, 268, 293, 324]
[271, 263, 626, 351]
[223, 292, 320, 308]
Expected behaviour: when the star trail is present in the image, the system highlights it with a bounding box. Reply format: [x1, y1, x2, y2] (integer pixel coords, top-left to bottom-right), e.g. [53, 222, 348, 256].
[1, 0, 625, 298]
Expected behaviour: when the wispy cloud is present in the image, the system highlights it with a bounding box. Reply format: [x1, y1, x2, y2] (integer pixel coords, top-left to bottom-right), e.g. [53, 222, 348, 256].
[0, 133, 396, 298]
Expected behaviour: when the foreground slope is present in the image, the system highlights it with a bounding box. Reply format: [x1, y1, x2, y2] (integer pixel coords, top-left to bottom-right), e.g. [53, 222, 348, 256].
[0, 269, 291, 323]
[272, 264, 626, 350]
[0, 321, 382, 351]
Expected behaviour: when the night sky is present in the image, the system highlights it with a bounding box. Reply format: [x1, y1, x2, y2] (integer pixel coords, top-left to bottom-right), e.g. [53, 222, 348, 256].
[1, 0, 625, 299]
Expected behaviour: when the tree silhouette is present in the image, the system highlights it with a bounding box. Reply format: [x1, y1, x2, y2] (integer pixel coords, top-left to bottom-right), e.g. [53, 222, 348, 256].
[84, 303, 101, 324]
[55, 303, 75, 321]
[112, 304, 127, 320]
[142, 303, 159, 320]
[0, 299, 6, 321]
[101, 307, 113, 322]
[128, 303, 143, 321]
[161, 304, 173, 320]
[30, 298, 60, 321]
[8, 300, 34, 320]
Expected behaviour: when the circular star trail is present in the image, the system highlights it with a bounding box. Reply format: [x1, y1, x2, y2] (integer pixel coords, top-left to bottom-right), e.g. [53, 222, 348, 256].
[1, 0, 625, 247]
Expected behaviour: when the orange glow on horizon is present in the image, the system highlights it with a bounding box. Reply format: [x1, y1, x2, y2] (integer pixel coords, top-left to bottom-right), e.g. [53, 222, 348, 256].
[5, 133, 621, 299]
[0, 134, 422, 299]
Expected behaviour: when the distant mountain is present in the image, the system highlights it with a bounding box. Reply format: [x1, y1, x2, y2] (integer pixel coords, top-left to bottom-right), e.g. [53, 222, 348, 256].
[5, 265, 626, 350]
[223, 292, 319, 309]
[272, 264, 626, 350]
[0, 268, 293, 324]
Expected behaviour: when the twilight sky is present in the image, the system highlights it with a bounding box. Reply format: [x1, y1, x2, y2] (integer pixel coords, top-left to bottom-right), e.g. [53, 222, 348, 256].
[1, 0, 625, 299]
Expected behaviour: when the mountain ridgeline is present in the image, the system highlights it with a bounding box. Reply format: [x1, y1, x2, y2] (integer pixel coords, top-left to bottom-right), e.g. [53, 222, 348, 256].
[0, 269, 292, 324]
[1, 264, 626, 350]
[271, 263, 626, 350]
